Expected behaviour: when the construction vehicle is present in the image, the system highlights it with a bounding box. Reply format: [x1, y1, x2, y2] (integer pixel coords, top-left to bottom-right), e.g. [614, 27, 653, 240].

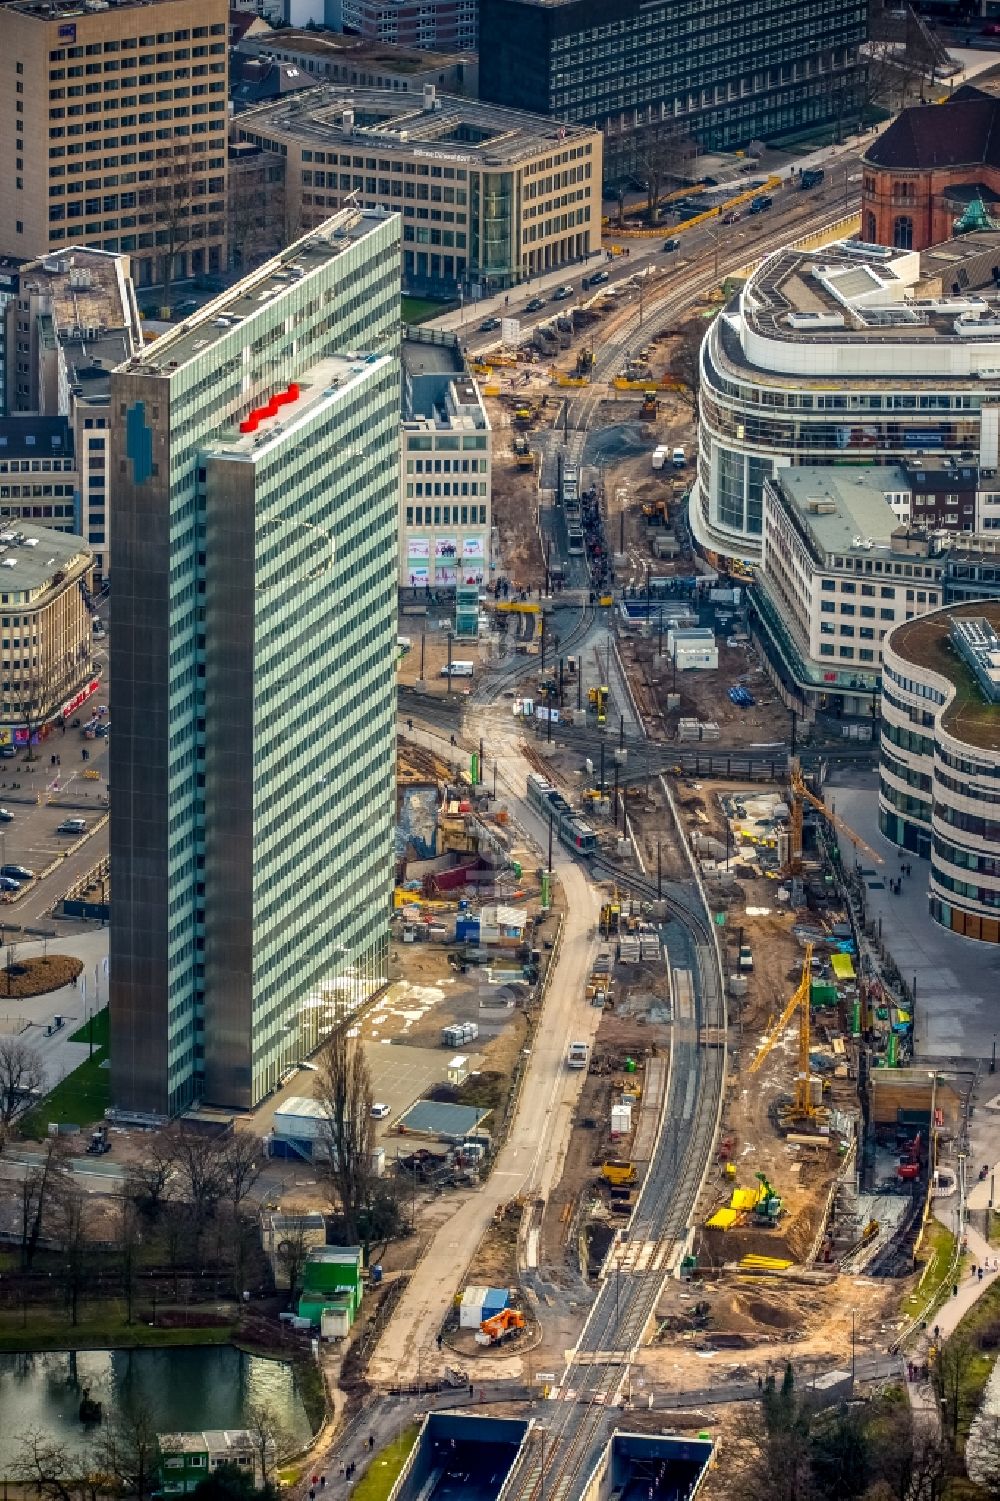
[587, 684, 609, 726]
[513, 404, 534, 428]
[641, 497, 668, 525]
[512, 434, 534, 469]
[476, 1308, 526, 1345]
[787, 757, 884, 873]
[600, 899, 621, 937]
[567, 1041, 590, 1069]
[601, 1160, 636, 1186]
[752, 1172, 783, 1226]
[639, 390, 658, 419]
[748, 942, 827, 1128]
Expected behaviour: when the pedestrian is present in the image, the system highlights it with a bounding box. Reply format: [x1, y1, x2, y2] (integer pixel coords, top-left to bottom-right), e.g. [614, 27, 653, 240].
[320, 1477, 326, 1491]
[954, 1282, 959, 1297]
[309, 1489, 315, 1499]
[338, 1464, 345, 1480]
[980, 1266, 985, 1283]
[369, 1436, 375, 1453]
[757, 1374, 763, 1391]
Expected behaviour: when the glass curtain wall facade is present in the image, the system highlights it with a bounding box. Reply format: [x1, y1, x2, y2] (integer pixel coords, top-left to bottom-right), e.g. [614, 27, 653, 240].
[110, 211, 400, 1116]
[478, 0, 867, 187]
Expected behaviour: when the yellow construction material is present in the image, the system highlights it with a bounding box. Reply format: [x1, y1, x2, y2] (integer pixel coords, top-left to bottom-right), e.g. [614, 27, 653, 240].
[494, 600, 541, 615]
[731, 1187, 763, 1212]
[830, 953, 856, 981]
[739, 1254, 793, 1271]
[706, 1207, 739, 1230]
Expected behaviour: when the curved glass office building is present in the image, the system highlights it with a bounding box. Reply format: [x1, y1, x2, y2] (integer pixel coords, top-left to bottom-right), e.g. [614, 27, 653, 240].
[691, 239, 1000, 571]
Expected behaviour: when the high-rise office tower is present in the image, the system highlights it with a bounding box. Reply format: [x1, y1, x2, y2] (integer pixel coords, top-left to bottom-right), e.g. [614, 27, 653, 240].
[110, 209, 400, 1115]
[478, 0, 868, 187]
[0, 0, 229, 288]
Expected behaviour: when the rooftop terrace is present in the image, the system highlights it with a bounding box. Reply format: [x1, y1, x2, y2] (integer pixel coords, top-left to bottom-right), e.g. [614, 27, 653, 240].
[890, 600, 1000, 752]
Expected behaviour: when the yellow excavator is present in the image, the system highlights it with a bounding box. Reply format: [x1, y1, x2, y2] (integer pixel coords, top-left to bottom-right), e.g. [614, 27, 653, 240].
[787, 758, 884, 875]
[748, 941, 827, 1128]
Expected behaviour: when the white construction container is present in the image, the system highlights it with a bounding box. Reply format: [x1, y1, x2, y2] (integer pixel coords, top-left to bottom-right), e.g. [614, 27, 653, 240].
[610, 1102, 633, 1136]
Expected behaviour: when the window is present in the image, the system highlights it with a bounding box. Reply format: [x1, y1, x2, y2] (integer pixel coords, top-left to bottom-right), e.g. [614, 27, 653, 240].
[893, 215, 913, 250]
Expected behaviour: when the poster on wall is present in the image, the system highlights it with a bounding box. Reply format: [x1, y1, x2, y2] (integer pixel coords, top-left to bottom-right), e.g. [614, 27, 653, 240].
[462, 567, 485, 585]
[462, 537, 484, 558]
[435, 538, 458, 559]
[407, 538, 430, 559]
[407, 565, 430, 587]
[436, 564, 458, 586]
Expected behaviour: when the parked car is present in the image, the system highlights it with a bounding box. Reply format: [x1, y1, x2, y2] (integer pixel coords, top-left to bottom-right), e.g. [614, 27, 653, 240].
[524, 296, 546, 313]
[1, 864, 33, 880]
[721, 210, 740, 225]
[57, 818, 87, 835]
[749, 195, 773, 215]
[0, 876, 20, 893]
[589, 269, 610, 285]
[371, 1102, 391, 1120]
[552, 285, 574, 301]
[478, 316, 501, 332]
[0, 809, 13, 824]
[0, 747, 15, 760]
[661, 237, 680, 253]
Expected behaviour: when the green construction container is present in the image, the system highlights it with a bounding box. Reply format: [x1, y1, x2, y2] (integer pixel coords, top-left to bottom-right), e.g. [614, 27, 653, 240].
[810, 982, 838, 1008]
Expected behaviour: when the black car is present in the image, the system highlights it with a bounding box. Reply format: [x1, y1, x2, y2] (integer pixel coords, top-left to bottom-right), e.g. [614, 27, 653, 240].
[478, 316, 501, 332]
[524, 296, 546, 313]
[1, 864, 33, 880]
[662, 238, 680, 253]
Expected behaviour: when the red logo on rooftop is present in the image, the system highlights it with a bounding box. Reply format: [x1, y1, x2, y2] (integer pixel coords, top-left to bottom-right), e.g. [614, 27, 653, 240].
[240, 383, 301, 435]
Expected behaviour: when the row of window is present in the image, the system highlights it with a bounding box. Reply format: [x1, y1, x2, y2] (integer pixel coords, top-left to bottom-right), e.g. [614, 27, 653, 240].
[405, 504, 487, 526]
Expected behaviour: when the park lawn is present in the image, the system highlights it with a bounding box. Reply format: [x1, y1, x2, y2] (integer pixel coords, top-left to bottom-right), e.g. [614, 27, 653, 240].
[401, 296, 453, 324]
[352, 1426, 420, 1501]
[20, 1027, 111, 1139]
[0, 1303, 237, 1352]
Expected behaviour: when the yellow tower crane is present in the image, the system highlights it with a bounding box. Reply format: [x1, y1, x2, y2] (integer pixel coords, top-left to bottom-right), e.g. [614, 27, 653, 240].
[787, 758, 884, 872]
[748, 941, 826, 1127]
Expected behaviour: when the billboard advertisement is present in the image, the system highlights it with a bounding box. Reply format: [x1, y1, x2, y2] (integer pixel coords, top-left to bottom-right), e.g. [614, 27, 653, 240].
[407, 565, 430, 587]
[436, 564, 458, 586]
[407, 538, 430, 559]
[435, 538, 458, 559]
[462, 537, 484, 558]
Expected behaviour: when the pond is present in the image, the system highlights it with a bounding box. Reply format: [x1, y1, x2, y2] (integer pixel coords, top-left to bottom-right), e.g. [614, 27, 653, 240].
[0, 1346, 314, 1474]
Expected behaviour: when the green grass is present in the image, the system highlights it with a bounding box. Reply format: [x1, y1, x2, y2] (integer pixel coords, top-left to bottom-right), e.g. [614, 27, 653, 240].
[352, 1426, 420, 1501]
[20, 1018, 111, 1138]
[0, 1304, 237, 1353]
[70, 1004, 108, 1048]
[401, 296, 454, 325]
[903, 1220, 961, 1320]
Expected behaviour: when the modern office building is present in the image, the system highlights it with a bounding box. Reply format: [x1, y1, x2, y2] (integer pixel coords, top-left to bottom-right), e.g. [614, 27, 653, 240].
[756, 466, 944, 718]
[400, 329, 491, 591]
[880, 601, 1000, 943]
[692, 237, 1000, 573]
[0, 521, 95, 748]
[236, 87, 602, 294]
[339, 0, 477, 53]
[0, 416, 79, 535]
[478, 0, 867, 187]
[0, 0, 229, 288]
[110, 208, 400, 1116]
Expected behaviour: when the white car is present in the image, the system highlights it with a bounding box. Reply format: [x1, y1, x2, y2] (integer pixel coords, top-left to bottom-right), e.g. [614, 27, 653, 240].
[371, 1102, 391, 1120]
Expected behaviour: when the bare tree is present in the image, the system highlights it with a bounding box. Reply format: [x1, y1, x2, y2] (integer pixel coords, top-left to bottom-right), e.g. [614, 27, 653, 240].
[221, 1132, 264, 1217]
[161, 1124, 225, 1229]
[314, 1030, 375, 1243]
[19, 1137, 69, 1270]
[12, 1433, 80, 1501]
[668, 317, 710, 425]
[58, 1182, 91, 1326]
[635, 120, 697, 227]
[127, 1146, 172, 1219]
[244, 1405, 287, 1488]
[932, 1331, 976, 1447]
[93, 1407, 160, 1501]
[0, 1033, 45, 1150]
[274, 1219, 310, 1305]
[115, 1194, 143, 1326]
[147, 139, 200, 314]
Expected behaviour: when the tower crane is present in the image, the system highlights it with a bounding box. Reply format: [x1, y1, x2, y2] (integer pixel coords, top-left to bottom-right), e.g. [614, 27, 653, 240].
[748, 942, 827, 1127]
[787, 758, 884, 873]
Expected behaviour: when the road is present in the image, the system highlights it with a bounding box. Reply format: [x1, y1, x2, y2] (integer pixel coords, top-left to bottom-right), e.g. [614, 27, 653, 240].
[368, 724, 603, 1385]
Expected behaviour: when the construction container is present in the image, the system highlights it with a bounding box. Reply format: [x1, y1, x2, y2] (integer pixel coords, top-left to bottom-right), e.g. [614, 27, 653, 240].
[459, 1285, 508, 1328]
[728, 973, 749, 998]
[611, 1102, 633, 1136]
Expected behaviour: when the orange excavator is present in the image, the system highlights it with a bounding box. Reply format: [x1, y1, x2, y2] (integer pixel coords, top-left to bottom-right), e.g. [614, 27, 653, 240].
[475, 1308, 526, 1346]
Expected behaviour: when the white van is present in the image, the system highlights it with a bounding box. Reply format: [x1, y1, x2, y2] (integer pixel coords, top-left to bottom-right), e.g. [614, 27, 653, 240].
[672, 446, 686, 468]
[441, 660, 474, 678]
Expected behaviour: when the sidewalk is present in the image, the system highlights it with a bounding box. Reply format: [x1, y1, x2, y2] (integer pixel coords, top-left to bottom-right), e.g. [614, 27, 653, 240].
[907, 1216, 999, 1426]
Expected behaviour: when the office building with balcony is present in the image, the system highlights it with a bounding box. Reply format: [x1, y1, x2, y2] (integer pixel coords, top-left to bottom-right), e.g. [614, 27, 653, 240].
[110, 208, 400, 1115]
[880, 601, 1000, 943]
[400, 329, 491, 592]
[478, 0, 867, 188]
[0, 0, 229, 289]
[236, 86, 602, 295]
[692, 237, 1000, 573]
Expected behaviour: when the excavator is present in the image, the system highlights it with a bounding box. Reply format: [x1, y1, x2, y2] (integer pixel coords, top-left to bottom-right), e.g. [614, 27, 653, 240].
[748, 941, 828, 1129]
[786, 757, 884, 875]
[752, 1173, 783, 1226]
[475, 1308, 526, 1346]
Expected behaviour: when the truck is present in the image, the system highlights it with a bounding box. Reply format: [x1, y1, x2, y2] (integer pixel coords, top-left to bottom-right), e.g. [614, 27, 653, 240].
[601, 1160, 636, 1187]
[567, 525, 585, 555]
[651, 445, 669, 471]
[560, 464, 579, 506]
[800, 167, 825, 190]
[567, 1041, 590, 1069]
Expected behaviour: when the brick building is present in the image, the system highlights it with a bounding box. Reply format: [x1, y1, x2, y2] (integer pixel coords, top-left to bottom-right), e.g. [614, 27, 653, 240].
[861, 86, 1000, 252]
